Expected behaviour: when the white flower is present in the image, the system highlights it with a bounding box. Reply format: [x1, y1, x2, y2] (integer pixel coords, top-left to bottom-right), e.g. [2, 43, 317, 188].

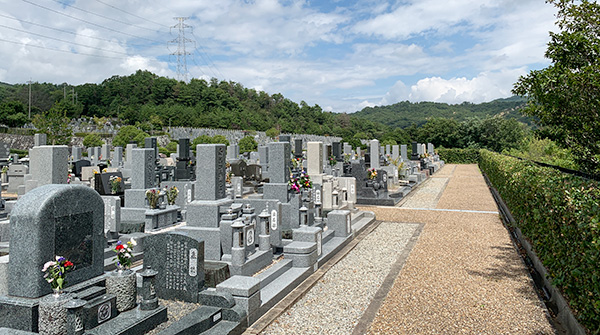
[129, 238, 137, 246]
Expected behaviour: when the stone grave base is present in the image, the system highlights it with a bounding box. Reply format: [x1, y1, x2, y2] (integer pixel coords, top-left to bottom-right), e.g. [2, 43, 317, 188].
[0, 275, 167, 334]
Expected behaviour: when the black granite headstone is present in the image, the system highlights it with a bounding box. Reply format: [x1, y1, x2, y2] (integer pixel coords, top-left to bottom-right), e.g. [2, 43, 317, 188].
[94, 172, 124, 195]
[178, 138, 190, 161]
[230, 159, 247, 178]
[72, 159, 91, 178]
[294, 139, 303, 158]
[278, 135, 291, 143]
[411, 141, 419, 160]
[332, 142, 342, 161]
[144, 232, 205, 303]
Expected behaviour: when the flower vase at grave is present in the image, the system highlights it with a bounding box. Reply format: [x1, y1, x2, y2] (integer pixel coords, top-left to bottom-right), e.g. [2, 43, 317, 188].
[105, 269, 137, 312]
[38, 292, 73, 335]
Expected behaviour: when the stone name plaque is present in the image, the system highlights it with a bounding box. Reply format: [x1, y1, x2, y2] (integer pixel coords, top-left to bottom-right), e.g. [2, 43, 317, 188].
[270, 210, 278, 231]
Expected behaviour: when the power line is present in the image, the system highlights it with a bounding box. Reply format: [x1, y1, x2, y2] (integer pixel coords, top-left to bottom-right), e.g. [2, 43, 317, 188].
[21, 0, 163, 44]
[0, 37, 126, 60]
[0, 23, 131, 56]
[190, 30, 226, 80]
[94, 0, 169, 28]
[51, 0, 160, 33]
[0, 13, 141, 47]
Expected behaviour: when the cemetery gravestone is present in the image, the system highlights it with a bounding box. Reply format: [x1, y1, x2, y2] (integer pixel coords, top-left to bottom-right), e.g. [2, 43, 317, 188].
[8, 184, 105, 298]
[370, 140, 380, 169]
[144, 232, 205, 303]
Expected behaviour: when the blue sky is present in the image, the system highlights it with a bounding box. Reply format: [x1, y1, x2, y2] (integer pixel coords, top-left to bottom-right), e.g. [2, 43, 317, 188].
[0, 0, 557, 113]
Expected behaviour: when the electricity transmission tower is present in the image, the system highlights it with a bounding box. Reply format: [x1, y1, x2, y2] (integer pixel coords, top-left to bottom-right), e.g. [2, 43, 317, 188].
[169, 17, 194, 82]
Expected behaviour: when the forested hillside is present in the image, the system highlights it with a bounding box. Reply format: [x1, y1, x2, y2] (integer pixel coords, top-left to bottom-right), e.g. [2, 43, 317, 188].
[0, 70, 386, 140]
[353, 96, 530, 129]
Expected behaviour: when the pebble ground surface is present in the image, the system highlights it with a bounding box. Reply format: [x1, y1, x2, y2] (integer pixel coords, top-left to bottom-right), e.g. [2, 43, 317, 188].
[260, 164, 556, 335]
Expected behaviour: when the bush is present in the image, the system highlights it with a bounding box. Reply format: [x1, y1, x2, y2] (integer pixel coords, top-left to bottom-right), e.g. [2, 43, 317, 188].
[113, 125, 149, 147]
[437, 148, 480, 164]
[238, 136, 257, 153]
[82, 133, 104, 148]
[479, 149, 600, 331]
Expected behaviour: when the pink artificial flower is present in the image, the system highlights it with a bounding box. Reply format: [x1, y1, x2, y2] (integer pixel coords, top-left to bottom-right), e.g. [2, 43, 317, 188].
[42, 261, 56, 272]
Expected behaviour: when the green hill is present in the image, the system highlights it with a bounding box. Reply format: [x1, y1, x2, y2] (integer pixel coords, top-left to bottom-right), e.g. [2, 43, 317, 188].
[353, 97, 531, 129]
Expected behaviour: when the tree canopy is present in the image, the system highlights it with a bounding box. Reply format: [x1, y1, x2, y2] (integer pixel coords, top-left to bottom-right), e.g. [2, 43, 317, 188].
[513, 0, 600, 174]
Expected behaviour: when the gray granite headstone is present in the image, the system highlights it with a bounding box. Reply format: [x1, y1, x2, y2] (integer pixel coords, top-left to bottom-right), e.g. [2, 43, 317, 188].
[8, 185, 105, 298]
[370, 140, 380, 169]
[0, 143, 9, 159]
[267, 142, 290, 184]
[101, 144, 110, 161]
[392, 145, 399, 160]
[112, 146, 123, 167]
[428, 143, 434, 155]
[125, 143, 137, 164]
[401, 145, 408, 161]
[72, 146, 82, 161]
[131, 148, 155, 190]
[195, 144, 227, 201]
[34, 133, 46, 147]
[278, 135, 291, 143]
[145, 137, 158, 160]
[29, 145, 69, 186]
[258, 145, 268, 175]
[143, 232, 205, 303]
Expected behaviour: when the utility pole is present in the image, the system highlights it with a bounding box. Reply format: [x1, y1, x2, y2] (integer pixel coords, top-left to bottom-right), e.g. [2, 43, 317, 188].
[28, 79, 32, 119]
[169, 17, 194, 82]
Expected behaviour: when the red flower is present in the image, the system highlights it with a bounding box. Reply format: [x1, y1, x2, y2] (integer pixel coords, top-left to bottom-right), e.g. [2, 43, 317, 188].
[115, 244, 124, 250]
[64, 261, 74, 267]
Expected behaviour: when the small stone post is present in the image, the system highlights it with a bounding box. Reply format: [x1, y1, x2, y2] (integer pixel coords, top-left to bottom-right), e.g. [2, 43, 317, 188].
[139, 266, 159, 310]
[259, 209, 270, 251]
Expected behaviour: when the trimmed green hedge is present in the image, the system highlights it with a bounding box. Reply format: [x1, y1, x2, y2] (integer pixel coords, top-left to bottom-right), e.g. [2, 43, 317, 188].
[479, 149, 600, 332]
[437, 148, 480, 164]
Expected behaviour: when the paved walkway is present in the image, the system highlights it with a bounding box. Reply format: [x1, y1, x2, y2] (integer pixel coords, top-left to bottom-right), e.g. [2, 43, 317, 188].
[364, 164, 554, 334]
[258, 164, 556, 334]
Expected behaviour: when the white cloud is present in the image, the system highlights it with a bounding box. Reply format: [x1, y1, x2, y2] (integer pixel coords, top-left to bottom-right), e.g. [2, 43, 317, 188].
[404, 68, 528, 104]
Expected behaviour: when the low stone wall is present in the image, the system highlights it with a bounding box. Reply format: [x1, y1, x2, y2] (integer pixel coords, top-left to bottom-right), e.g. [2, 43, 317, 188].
[168, 127, 342, 147]
[0, 127, 341, 152]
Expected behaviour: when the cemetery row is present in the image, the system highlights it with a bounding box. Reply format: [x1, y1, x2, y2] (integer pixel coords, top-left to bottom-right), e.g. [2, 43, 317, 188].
[0, 133, 442, 334]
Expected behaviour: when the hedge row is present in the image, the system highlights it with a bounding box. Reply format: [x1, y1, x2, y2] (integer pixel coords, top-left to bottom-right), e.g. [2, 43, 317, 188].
[437, 148, 480, 164]
[479, 149, 600, 332]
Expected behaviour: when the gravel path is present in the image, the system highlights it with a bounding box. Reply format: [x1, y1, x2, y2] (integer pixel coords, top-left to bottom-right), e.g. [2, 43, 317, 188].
[261, 221, 419, 335]
[366, 164, 555, 334]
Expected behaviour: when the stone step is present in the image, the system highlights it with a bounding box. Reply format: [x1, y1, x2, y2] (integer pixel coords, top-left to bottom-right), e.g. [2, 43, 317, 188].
[258, 266, 313, 313]
[156, 306, 223, 335]
[321, 228, 335, 244]
[255, 259, 292, 289]
[201, 320, 244, 335]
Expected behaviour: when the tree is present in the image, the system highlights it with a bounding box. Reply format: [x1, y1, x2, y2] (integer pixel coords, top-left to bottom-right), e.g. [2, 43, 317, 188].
[32, 103, 72, 145]
[238, 136, 258, 153]
[82, 133, 104, 148]
[265, 127, 279, 139]
[417, 118, 461, 148]
[513, 0, 600, 174]
[113, 125, 149, 147]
